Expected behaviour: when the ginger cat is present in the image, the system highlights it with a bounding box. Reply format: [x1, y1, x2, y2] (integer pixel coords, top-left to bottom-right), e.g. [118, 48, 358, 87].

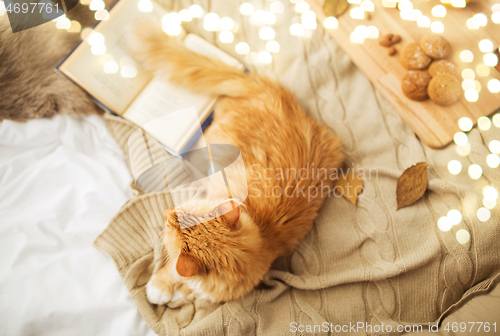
[130, 21, 344, 304]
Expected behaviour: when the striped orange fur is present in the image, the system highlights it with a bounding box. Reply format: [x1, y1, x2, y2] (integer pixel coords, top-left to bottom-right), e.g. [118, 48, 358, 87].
[133, 21, 344, 303]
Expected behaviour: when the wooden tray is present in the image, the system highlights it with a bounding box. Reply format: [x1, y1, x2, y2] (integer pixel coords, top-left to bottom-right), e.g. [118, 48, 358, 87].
[307, 0, 500, 148]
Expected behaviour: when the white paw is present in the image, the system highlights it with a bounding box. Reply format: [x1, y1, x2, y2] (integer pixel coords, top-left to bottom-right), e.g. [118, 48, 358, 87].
[146, 278, 172, 305]
[170, 289, 185, 302]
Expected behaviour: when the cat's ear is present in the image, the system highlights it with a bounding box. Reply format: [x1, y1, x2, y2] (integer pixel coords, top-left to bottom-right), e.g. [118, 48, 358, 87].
[164, 208, 179, 228]
[176, 252, 199, 277]
[218, 201, 240, 227]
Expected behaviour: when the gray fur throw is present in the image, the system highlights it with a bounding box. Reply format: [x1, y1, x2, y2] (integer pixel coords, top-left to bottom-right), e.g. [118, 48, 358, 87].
[0, 4, 109, 121]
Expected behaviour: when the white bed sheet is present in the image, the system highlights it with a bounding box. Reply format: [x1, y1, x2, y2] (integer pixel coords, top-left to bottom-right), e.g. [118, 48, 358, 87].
[0, 115, 156, 336]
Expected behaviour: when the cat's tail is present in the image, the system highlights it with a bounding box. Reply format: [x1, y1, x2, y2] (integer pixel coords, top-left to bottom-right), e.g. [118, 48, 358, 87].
[130, 20, 261, 99]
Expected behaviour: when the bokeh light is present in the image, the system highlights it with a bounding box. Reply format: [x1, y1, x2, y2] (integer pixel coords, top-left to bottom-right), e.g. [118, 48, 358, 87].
[464, 89, 478, 102]
[448, 209, 462, 225]
[259, 27, 275, 40]
[454, 132, 468, 146]
[88, 32, 104, 45]
[472, 13, 487, 27]
[91, 43, 106, 55]
[103, 60, 118, 74]
[219, 30, 234, 43]
[417, 16, 431, 27]
[483, 198, 496, 209]
[468, 164, 482, 180]
[432, 5, 446, 17]
[295, 1, 309, 13]
[239, 3, 254, 15]
[438, 216, 452, 231]
[266, 40, 280, 53]
[488, 79, 500, 93]
[431, 21, 444, 33]
[487, 154, 500, 168]
[456, 229, 470, 244]
[137, 0, 152, 12]
[324, 17, 339, 29]
[489, 140, 500, 154]
[460, 50, 474, 62]
[290, 23, 305, 36]
[484, 53, 499, 67]
[203, 13, 219, 31]
[235, 42, 250, 55]
[456, 143, 471, 156]
[477, 207, 491, 222]
[257, 51, 272, 63]
[458, 117, 473, 132]
[120, 64, 137, 78]
[493, 114, 500, 128]
[479, 39, 494, 53]
[188, 4, 203, 17]
[483, 186, 499, 201]
[350, 8, 365, 19]
[448, 160, 462, 175]
[219, 17, 234, 30]
[270, 1, 284, 14]
[360, 0, 374, 12]
[476, 64, 490, 77]
[179, 9, 192, 22]
[478, 117, 491, 130]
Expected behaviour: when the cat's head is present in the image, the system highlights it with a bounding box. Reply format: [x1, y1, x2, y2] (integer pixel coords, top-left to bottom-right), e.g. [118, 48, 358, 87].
[163, 200, 270, 302]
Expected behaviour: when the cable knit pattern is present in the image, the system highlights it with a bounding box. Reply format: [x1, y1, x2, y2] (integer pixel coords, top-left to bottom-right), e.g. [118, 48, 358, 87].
[94, 1, 500, 335]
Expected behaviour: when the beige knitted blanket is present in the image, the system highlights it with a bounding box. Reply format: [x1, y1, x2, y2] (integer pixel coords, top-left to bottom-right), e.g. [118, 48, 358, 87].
[94, 1, 500, 335]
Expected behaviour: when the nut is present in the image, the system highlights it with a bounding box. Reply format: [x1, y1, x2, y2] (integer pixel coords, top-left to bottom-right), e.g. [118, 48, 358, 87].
[380, 34, 393, 47]
[388, 46, 397, 56]
[391, 35, 402, 44]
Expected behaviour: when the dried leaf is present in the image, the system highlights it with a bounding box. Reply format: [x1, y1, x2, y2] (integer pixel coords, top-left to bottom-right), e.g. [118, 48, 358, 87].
[323, 0, 349, 17]
[396, 162, 428, 210]
[335, 171, 364, 206]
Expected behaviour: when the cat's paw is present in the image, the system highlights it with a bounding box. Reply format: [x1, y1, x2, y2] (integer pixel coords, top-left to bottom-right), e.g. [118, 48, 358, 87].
[170, 289, 186, 302]
[146, 277, 173, 305]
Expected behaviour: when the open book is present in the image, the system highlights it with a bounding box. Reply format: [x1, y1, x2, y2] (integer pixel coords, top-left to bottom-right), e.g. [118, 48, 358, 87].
[56, 0, 243, 154]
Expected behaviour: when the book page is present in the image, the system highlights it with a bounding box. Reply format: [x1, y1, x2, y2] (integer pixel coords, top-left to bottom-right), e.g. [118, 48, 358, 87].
[122, 76, 215, 151]
[122, 34, 243, 152]
[59, 0, 169, 114]
[183, 34, 244, 70]
[141, 106, 203, 154]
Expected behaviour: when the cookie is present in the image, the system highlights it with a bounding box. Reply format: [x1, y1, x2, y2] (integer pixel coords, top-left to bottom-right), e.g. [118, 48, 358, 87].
[402, 70, 431, 101]
[428, 73, 461, 106]
[400, 43, 432, 70]
[428, 60, 458, 77]
[419, 34, 451, 59]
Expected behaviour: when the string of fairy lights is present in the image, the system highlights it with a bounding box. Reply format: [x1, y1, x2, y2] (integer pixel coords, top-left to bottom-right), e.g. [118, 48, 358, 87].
[331, 0, 500, 244]
[1, 0, 499, 242]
